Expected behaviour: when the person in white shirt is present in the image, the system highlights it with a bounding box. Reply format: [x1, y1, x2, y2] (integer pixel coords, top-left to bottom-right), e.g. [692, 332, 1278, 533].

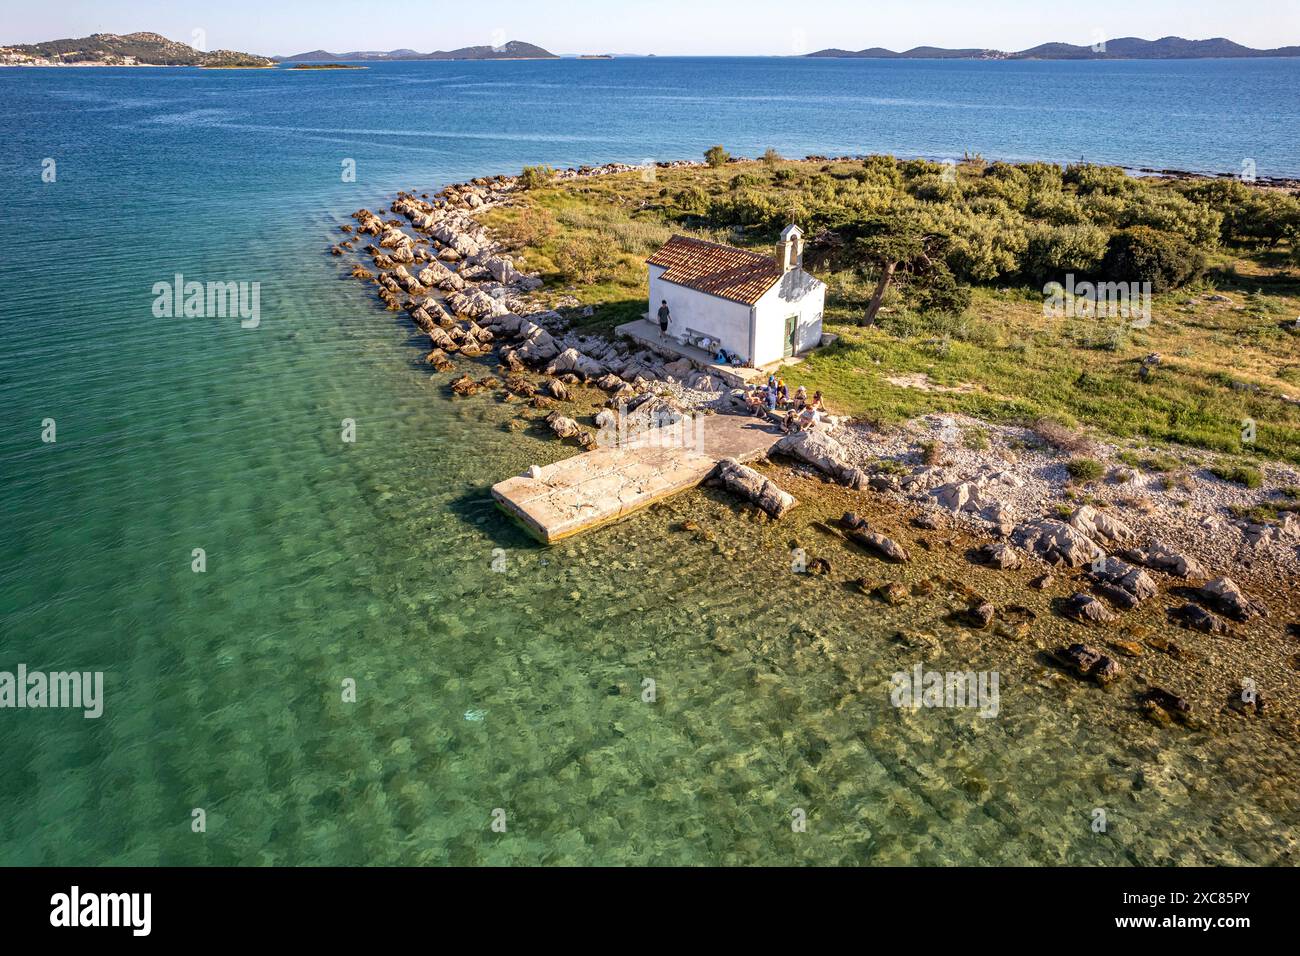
[798, 405, 821, 430]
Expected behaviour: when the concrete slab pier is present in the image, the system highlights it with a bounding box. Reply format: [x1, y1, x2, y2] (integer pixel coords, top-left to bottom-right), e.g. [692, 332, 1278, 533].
[492, 412, 786, 544]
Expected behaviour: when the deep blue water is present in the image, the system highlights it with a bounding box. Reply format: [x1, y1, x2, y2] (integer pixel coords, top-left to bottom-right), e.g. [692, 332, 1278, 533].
[1, 57, 1299, 865]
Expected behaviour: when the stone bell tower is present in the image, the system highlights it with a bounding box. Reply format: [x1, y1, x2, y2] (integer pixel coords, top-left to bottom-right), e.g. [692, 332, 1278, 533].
[776, 223, 804, 273]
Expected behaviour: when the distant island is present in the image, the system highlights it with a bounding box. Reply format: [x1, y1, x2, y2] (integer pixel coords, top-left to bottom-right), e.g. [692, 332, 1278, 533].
[0, 31, 274, 67]
[808, 36, 1300, 60]
[277, 40, 557, 62]
[287, 63, 365, 70]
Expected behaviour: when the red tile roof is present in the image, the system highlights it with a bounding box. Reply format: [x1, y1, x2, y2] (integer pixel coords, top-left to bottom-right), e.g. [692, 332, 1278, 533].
[647, 235, 782, 305]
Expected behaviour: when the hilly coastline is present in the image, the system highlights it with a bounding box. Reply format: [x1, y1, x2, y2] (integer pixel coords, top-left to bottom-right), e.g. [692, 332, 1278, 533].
[809, 35, 1300, 59]
[0, 31, 274, 67]
[277, 40, 557, 62]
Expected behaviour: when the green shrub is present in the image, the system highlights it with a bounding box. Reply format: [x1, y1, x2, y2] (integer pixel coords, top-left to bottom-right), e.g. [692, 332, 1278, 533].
[1021, 223, 1109, 284]
[519, 165, 556, 189]
[1066, 458, 1105, 482]
[709, 188, 783, 227]
[554, 235, 619, 285]
[861, 155, 903, 188]
[872, 458, 909, 475]
[1118, 451, 1181, 473]
[502, 205, 557, 247]
[1180, 179, 1300, 247]
[938, 210, 1027, 282]
[1026, 189, 1087, 226]
[910, 264, 972, 315]
[672, 186, 710, 215]
[1118, 190, 1222, 247]
[1064, 164, 1133, 196]
[1101, 226, 1205, 292]
[899, 158, 946, 179]
[729, 172, 766, 191]
[1209, 462, 1263, 488]
[704, 145, 730, 168]
[1019, 162, 1064, 192]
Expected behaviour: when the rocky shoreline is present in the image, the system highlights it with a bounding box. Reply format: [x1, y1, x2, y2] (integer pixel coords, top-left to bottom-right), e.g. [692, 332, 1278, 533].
[332, 159, 1299, 732]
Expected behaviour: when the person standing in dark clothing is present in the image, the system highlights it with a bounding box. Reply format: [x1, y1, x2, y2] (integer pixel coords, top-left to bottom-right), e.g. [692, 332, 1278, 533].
[657, 300, 671, 340]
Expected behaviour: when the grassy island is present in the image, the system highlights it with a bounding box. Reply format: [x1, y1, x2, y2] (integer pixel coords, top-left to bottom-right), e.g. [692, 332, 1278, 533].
[482, 153, 1300, 465]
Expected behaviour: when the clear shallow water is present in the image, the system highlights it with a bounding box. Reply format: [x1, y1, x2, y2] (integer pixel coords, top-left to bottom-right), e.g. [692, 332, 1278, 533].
[1, 59, 1298, 865]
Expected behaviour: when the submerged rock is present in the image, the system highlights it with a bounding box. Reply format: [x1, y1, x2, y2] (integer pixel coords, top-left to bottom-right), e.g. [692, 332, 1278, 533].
[1053, 643, 1123, 686]
[875, 581, 909, 606]
[449, 373, 482, 396]
[1061, 592, 1116, 625]
[424, 348, 455, 371]
[977, 542, 1022, 570]
[967, 602, 996, 629]
[847, 529, 910, 564]
[1196, 577, 1265, 622]
[1228, 688, 1266, 717]
[1141, 686, 1191, 719]
[1169, 603, 1232, 635]
[839, 512, 867, 532]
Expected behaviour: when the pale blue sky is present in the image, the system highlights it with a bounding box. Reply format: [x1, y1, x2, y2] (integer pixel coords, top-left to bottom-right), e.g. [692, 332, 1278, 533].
[5, 0, 1299, 57]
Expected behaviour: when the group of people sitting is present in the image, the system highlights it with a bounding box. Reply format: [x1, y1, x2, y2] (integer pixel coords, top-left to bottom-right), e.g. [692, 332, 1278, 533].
[743, 376, 828, 433]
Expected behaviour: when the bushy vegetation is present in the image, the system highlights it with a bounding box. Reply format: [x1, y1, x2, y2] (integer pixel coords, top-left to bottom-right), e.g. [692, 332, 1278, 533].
[1118, 451, 1182, 473]
[481, 154, 1300, 464]
[500, 205, 557, 247]
[520, 165, 557, 189]
[1177, 179, 1300, 248]
[1101, 226, 1205, 292]
[1066, 458, 1106, 482]
[553, 235, 620, 285]
[584, 155, 1272, 326]
[704, 145, 730, 168]
[1209, 461, 1264, 488]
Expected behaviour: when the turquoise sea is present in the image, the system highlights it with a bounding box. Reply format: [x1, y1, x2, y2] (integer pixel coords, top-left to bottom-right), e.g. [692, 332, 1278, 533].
[2, 57, 1299, 865]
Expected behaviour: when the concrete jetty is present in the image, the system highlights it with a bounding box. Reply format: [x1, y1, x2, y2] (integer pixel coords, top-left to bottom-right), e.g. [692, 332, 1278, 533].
[492, 411, 785, 544]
